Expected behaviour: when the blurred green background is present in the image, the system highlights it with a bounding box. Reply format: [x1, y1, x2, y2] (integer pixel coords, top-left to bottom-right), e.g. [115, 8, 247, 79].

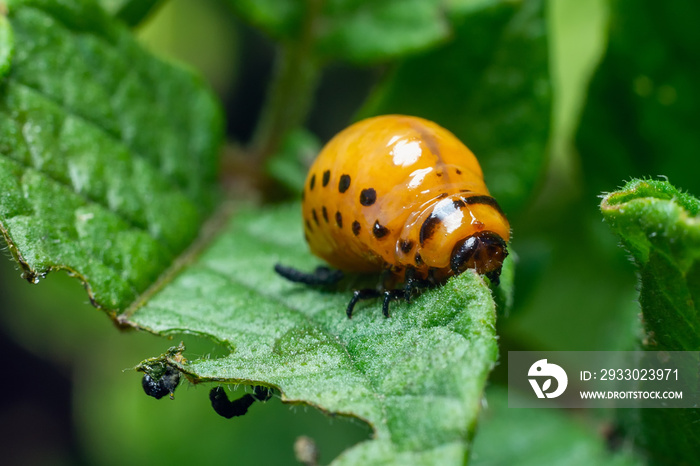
[1, 0, 694, 464]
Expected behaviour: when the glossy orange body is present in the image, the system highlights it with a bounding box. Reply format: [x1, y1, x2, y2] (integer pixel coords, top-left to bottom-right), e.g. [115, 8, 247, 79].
[301, 115, 510, 282]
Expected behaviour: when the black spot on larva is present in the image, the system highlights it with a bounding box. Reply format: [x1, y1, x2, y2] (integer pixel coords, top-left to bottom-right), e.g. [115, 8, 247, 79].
[419, 215, 442, 245]
[312, 209, 319, 226]
[305, 219, 312, 231]
[415, 252, 423, 265]
[321, 206, 329, 222]
[452, 199, 466, 209]
[400, 239, 414, 253]
[436, 171, 443, 177]
[436, 193, 448, 199]
[352, 220, 361, 236]
[463, 195, 505, 216]
[360, 188, 377, 206]
[322, 170, 330, 187]
[309, 174, 316, 190]
[373, 220, 389, 239]
[335, 211, 343, 228]
[456, 168, 462, 175]
[304, 232, 310, 243]
[338, 174, 351, 193]
[460, 189, 472, 193]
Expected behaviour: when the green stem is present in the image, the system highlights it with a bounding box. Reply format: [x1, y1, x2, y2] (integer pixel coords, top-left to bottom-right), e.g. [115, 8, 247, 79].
[251, 0, 323, 162]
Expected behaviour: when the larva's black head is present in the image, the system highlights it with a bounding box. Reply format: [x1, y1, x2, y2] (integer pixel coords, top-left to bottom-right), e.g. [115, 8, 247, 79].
[450, 231, 508, 285]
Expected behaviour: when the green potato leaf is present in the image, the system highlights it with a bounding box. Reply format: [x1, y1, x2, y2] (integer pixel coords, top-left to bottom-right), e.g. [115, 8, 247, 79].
[601, 179, 699, 351]
[0, 0, 222, 312]
[601, 179, 700, 465]
[127, 205, 502, 464]
[225, 0, 451, 63]
[315, 0, 450, 63]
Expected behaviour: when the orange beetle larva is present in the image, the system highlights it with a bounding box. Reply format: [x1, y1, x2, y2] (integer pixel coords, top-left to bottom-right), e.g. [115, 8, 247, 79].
[276, 115, 510, 318]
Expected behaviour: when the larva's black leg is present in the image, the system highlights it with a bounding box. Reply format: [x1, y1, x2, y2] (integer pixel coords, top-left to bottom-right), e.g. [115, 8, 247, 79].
[428, 267, 439, 285]
[402, 267, 433, 302]
[347, 279, 429, 318]
[274, 264, 344, 286]
[403, 267, 415, 302]
[486, 268, 501, 286]
[382, 291, 392, 317]
[382, 289, 406, 318]
[346, 289, 381, 319]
